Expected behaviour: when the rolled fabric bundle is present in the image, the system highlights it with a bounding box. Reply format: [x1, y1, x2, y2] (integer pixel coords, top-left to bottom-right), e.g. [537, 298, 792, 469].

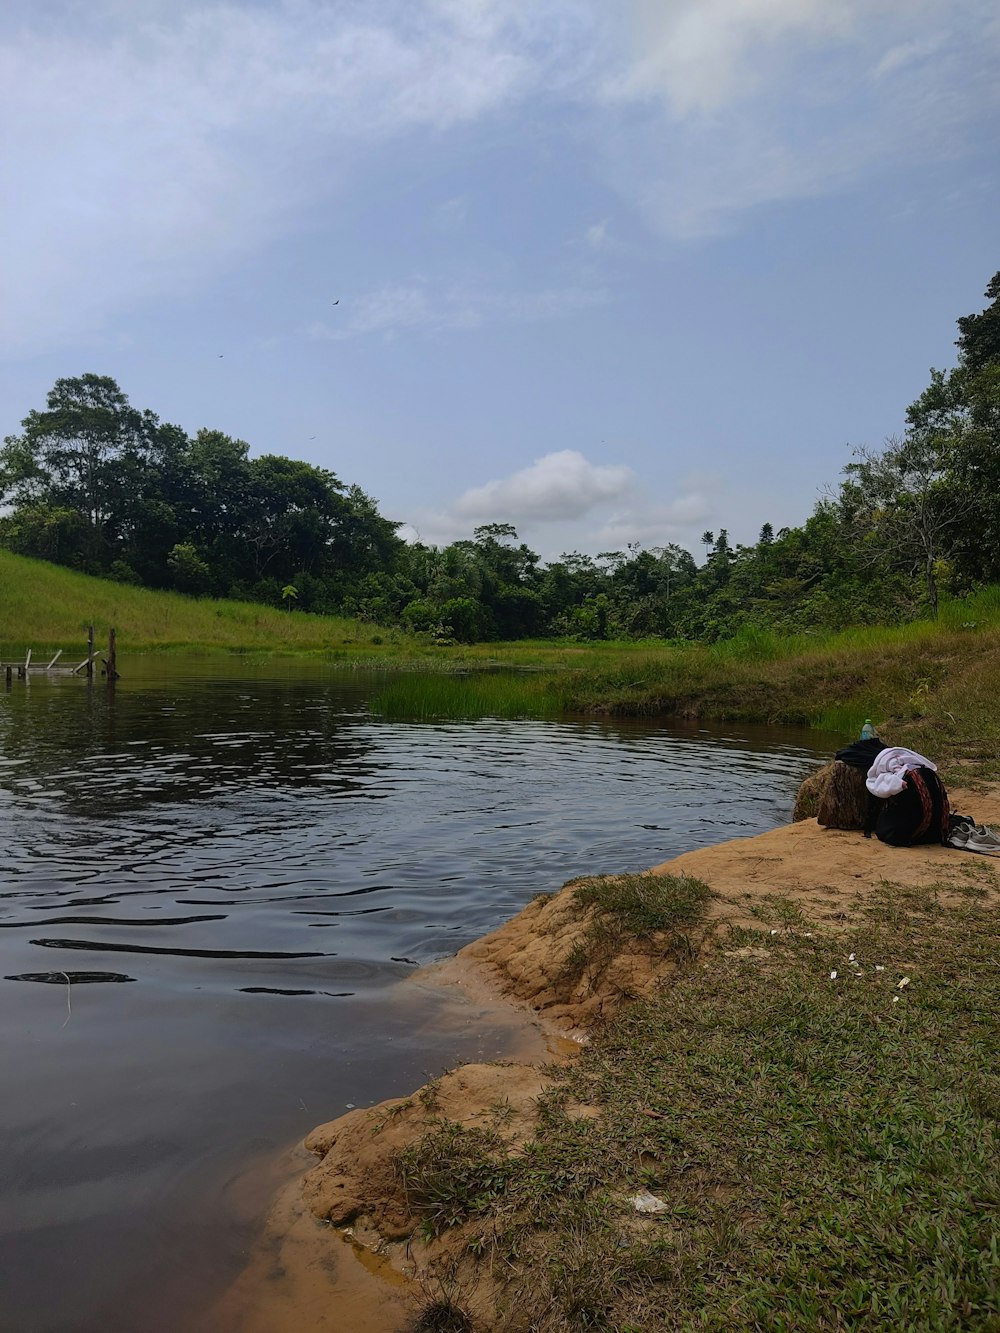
[865, 746, 938, 798]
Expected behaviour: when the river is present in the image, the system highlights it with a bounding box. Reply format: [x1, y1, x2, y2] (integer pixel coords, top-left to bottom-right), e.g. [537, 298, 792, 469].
[0, 658, 827, 1333]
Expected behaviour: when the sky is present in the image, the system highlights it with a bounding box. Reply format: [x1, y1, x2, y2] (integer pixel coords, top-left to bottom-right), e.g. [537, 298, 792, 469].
[1, 0, 997, 562]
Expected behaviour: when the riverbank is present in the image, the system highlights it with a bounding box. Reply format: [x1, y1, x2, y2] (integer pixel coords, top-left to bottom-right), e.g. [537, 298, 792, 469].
[213, 779, 1000, 1331]
[8, 549, 1000, 778]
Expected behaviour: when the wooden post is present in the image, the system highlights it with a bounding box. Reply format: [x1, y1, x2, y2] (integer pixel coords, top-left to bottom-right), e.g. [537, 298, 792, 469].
[4, 665, 11, 688]
[46, 649, 63, 670]
[24, 648, 31, 672]
[87, 625, 95, 680]
[106, 627, 119, 683]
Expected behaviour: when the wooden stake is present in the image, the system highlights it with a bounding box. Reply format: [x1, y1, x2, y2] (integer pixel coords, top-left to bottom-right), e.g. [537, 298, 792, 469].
[106, 627, 119, 682]
[46, 649, 63, 670]
[87, 625, 95, 680]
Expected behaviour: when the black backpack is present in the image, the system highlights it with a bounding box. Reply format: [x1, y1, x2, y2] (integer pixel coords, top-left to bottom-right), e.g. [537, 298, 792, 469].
[866, 766, 950, 846]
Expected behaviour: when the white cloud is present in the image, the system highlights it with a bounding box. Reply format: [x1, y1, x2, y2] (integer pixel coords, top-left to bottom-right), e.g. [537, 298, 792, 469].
[306, 280, 608, 340]
[585, 220, 609, 248]
[2, 0, 997, 353]
[600, 0, 1000, 237]
[453, 449, 634, 523]
[400, 480, 719, 560]
[872, 34, 947, 79]
[0, 0, 554, 354]
[589, 493, 717, 550]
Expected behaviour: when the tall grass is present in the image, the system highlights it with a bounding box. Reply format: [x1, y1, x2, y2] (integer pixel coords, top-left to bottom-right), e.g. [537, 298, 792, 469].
[370, 672, 563, 720]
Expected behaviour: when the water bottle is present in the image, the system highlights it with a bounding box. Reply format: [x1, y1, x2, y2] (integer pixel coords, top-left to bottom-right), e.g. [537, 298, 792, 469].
[860, 719, 876, 740]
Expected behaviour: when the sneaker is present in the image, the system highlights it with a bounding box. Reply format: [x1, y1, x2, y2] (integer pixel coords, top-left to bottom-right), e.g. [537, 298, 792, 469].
[972, 824, 1000, 846]
[965, 830, 1000, 855]
[948, 826, 970, 849]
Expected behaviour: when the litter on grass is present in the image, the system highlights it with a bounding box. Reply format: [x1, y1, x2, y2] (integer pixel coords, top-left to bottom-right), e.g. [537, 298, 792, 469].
[630, 1190, 669, 1215]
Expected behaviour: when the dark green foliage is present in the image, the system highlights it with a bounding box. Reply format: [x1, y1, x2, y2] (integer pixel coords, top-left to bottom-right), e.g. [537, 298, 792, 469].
[2, 271, 998, 640]
[0, 377, 405, 611]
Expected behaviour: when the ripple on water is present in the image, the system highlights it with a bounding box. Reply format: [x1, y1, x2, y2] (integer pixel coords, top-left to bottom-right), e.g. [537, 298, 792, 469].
[0, 664, 829, 1333]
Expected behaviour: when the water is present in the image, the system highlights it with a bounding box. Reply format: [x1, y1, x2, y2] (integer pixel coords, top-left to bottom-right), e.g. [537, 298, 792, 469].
[0, 659, 827, 1332]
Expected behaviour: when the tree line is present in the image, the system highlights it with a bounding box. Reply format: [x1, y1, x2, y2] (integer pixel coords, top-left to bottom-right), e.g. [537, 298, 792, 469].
[1, 271, 997, 642]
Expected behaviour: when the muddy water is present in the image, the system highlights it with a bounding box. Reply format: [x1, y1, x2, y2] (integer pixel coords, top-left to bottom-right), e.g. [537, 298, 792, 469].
[0, 659, 827, 1332]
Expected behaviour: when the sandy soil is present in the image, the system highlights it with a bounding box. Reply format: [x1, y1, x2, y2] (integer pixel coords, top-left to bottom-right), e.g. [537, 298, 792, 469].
[207, 784, 1000, 1332]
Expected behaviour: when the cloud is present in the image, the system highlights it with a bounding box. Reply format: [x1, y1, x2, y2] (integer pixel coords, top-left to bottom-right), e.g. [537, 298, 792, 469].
[2, 0, 996, 353]
[0, 0, 554, 354]
[306, 280, 608, 340]
[584, 220, 609, 248]
[400, 480, 719, 559]
[872, 34, 947, 79]
[452, 449, 634, 523]
[589, 492, 716, 550]
[600, 0, 1000, 237]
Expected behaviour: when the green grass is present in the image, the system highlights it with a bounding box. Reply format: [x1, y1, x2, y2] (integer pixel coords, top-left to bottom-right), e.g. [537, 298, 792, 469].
[395, 1120, 514, 1239]
[409, 881, 1000, 1331]
[0, 549, 407, 657]
[559, 874, 714, 990]
[573, 873, 712, 936]
[369, 671, 564, 720]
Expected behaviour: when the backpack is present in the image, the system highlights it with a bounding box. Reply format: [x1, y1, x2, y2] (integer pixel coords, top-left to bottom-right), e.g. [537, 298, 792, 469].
[867, 766, 950, 846]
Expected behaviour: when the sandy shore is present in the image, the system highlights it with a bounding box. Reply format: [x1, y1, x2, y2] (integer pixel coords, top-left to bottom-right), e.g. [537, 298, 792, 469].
[205, 783, 1000, 1332]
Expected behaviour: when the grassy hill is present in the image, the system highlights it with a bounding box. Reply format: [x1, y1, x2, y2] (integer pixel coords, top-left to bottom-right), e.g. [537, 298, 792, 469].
[0, 549, 408, 657]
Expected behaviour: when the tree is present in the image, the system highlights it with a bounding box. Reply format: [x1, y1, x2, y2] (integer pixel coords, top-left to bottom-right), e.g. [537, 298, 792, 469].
[0, 374, 162, 568]
[956, 270, 1000, 374]
[841, 435, 968, 617]
[167, 542, 211, 595]
[904, 272, 1000, 587]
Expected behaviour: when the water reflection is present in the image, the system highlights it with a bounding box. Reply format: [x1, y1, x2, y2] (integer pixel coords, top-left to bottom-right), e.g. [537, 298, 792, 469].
[0, 659, 828, 1332]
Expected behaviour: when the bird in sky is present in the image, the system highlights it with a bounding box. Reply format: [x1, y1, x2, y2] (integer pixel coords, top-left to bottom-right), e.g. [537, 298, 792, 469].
[331, 299, 339, 305]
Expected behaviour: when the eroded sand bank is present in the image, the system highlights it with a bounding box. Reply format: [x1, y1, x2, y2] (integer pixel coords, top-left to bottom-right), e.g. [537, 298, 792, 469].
[207, 785, 1000, 1332]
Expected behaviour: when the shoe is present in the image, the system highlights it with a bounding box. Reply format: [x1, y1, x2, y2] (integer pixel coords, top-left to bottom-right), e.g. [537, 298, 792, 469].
[948, 827, 970, 849]
[972, 825, 1000, 847]
[964, 830, 1000, 855]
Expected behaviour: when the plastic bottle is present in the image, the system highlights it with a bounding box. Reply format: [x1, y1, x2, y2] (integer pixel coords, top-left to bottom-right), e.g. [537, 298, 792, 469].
[860, 718, 876, 740]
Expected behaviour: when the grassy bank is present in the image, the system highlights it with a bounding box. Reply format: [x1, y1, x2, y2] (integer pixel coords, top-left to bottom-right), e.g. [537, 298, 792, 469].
[404, 879, 1000, 1331]
[372, 589, 1000, 778]
[0, 550, 408, 657]
[6, 550, 1000, 774]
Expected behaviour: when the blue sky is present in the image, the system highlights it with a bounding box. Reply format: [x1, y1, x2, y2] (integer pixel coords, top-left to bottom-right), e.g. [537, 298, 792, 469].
[1, 0, 997, 560]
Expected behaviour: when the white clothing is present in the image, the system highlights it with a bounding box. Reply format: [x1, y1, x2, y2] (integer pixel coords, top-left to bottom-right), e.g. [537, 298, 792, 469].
[865, 747, 937, 799]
